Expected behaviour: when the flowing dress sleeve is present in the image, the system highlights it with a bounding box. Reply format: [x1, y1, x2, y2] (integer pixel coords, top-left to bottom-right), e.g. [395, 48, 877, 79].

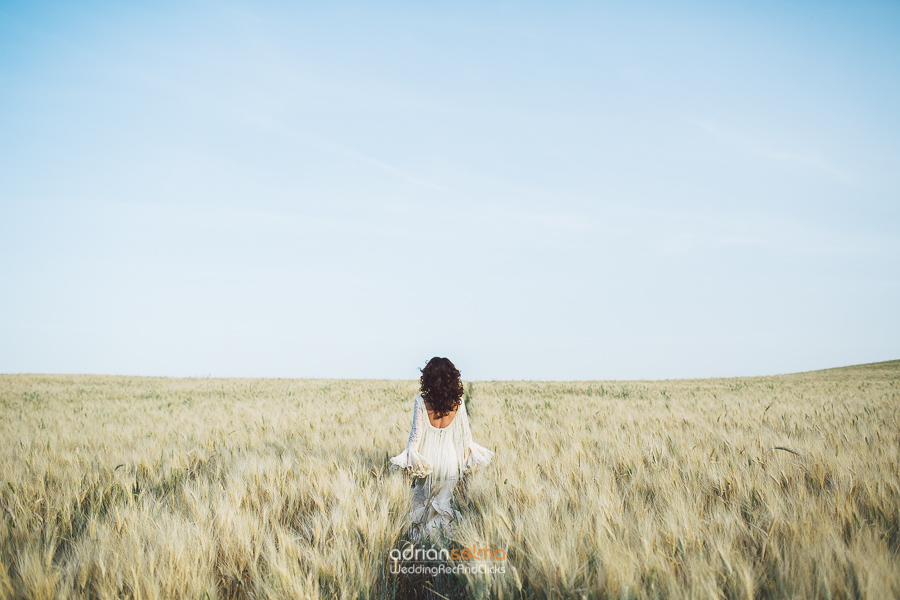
[459, 398, 494, 473]
[389, 395, 434, 478]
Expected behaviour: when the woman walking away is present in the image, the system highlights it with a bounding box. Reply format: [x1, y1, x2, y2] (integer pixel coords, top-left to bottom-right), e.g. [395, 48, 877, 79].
[390, 357, 494, 541]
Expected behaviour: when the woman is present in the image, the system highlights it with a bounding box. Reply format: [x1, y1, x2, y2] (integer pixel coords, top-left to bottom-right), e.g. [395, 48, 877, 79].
[390, 357, 494, 541]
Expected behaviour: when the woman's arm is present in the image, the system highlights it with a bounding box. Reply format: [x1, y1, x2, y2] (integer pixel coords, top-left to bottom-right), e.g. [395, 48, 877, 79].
[389, 396, 433, 477]
[459, 397, 474, 448]
[458, 399, 494, 472]
[406, 395, 424, 452]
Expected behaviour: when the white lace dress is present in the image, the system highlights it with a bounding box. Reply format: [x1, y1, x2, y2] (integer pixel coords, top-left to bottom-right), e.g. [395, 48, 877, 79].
[390, 395, 494, 540]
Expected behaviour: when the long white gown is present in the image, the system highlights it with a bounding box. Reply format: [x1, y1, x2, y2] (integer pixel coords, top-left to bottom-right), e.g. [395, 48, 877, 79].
[390, 395, 494, 540]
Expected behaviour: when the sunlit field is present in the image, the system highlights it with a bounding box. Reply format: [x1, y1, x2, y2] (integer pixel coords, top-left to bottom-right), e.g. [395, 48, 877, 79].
[1, 361, 898, 599]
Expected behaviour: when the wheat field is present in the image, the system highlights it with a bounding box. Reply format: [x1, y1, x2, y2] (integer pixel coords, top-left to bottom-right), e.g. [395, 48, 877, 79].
[1, 361, 898, 599]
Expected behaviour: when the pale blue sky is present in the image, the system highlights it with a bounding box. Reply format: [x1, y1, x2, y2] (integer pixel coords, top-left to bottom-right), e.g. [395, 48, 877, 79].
[1, 1, 898, 380]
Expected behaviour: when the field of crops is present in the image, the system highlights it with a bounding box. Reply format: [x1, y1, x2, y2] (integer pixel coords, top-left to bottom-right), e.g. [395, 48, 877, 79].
[1, 361, 898, 599]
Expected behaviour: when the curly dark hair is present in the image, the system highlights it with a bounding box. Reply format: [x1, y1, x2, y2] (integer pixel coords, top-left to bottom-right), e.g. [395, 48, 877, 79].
[419, 357, 464, 418]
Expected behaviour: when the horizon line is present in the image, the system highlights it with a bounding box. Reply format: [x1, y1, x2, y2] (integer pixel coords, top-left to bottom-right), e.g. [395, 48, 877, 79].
[2, 359, 896, 384]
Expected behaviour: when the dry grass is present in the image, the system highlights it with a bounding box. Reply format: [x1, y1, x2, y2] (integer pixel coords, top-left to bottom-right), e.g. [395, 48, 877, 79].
[1, 360, 898, 599]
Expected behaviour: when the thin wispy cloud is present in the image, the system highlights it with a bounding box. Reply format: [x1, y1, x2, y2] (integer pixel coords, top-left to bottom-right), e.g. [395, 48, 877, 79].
[765, 151, 853, 183]
[695, 119, 854, 184]
[346, 152, 448, 193]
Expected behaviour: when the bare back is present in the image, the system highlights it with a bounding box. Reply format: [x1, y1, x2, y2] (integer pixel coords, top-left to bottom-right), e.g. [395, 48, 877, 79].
[423, 399, 458, 429]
